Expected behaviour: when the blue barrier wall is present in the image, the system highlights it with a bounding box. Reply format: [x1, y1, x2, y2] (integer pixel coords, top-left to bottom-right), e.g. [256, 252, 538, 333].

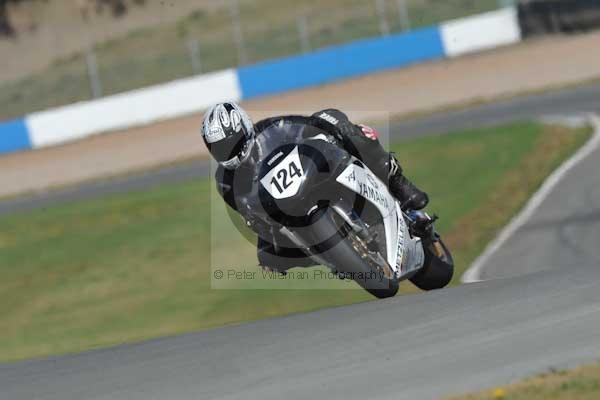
[0, 119, 31, 154]
[0, 8, 521, 156]
[237, 27, 445, 99]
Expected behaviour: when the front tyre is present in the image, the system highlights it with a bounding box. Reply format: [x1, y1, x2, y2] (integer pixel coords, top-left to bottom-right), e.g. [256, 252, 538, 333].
[308, 208, 399, 299]
[409, 238, 454, 291]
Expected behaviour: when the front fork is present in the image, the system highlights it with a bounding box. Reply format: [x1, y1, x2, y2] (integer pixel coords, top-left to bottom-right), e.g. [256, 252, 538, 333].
[405, 210, 448, 259]
[405, 210, 439, 242]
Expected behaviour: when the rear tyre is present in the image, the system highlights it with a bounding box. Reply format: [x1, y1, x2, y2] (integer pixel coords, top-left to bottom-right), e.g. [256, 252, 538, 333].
[409, 238, 454, 291]
[308, 208, 399, 299]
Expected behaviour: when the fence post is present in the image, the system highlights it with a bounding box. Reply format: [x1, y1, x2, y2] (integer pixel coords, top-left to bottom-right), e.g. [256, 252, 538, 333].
[85, 45, 103, 99]
[186, 37, 202, 74]
[397, 0, 411, 32]
[297, 15, 311, 53]
[376, 0, 390, 36]
[229, 0, 248, 65]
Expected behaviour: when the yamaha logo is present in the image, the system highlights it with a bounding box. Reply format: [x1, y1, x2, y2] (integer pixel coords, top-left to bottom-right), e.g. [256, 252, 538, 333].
[366, 174, 379, 188]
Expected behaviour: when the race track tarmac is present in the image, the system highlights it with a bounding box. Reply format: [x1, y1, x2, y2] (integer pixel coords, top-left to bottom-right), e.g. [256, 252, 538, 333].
[1, 265, 600, 400]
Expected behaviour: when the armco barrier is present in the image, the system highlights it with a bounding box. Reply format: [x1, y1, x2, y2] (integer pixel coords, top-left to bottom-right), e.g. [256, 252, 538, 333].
[0, 7, 522, 156]
[0, 119, 31, 154]
[237, 27, 444, 99]
[441, 7, 521, 58]
[25, 69, 241, 149]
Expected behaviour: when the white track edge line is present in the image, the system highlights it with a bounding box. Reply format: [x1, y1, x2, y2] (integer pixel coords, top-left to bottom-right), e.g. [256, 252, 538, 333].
[461, 113, 600, 283]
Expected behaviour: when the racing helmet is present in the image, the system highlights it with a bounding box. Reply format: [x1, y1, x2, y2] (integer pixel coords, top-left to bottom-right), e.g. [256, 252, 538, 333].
[202, 102, 255, 169]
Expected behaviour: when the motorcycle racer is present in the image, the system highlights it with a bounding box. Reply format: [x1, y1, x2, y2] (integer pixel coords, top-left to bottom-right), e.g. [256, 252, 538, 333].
[201, 102, 429, 271]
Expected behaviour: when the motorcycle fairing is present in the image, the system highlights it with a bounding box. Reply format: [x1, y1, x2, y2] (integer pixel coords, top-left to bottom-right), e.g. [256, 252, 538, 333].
[336, 161, 405, 275]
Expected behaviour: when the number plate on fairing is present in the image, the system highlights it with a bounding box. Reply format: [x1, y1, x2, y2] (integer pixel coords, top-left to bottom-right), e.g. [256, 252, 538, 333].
[260, 147, 305, 199]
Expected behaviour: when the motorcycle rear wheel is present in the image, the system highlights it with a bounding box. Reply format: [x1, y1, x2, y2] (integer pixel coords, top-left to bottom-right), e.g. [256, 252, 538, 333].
[409, 238, 454, 291]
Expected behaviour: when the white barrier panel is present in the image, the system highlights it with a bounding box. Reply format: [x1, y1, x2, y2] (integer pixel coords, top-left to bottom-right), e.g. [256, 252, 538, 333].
[441, 7, 522, 58]
[26, 69, 241, 149]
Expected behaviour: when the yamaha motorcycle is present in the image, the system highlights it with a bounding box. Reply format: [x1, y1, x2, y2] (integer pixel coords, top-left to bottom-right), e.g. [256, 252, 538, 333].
[235, 120, 454, 298]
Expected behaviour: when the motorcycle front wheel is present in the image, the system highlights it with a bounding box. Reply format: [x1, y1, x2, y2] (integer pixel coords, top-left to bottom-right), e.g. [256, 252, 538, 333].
[307, 208, 399, 299]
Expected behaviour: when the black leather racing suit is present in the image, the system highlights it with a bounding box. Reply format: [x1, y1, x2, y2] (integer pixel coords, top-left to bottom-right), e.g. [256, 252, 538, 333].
[215, 109, 401, 271]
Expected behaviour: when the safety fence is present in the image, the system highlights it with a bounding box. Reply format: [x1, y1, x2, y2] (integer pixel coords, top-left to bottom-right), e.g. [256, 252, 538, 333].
[0, 7, 521, 155]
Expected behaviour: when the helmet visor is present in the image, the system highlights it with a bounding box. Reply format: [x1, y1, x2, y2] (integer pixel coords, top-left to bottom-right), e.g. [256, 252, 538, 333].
[209, 133, 245, 163]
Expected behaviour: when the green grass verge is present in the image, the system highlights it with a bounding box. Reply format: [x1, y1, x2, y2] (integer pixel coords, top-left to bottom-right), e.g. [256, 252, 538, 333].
[449, 361, 600, 400]
[0, 0, 499, 121]
[0, 121, 591, 361]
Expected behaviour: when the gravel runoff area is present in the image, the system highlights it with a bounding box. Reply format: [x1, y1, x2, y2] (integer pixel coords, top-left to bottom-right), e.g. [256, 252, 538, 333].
[3, 31, 600, 198]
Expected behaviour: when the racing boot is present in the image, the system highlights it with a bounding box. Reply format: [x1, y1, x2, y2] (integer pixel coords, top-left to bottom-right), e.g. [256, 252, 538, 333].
[387, 155, 429, 210]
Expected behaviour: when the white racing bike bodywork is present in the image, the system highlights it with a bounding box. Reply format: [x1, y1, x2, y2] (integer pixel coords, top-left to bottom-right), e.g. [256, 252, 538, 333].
[336, 160, 425, 279]
[249, 124, 453, 298]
